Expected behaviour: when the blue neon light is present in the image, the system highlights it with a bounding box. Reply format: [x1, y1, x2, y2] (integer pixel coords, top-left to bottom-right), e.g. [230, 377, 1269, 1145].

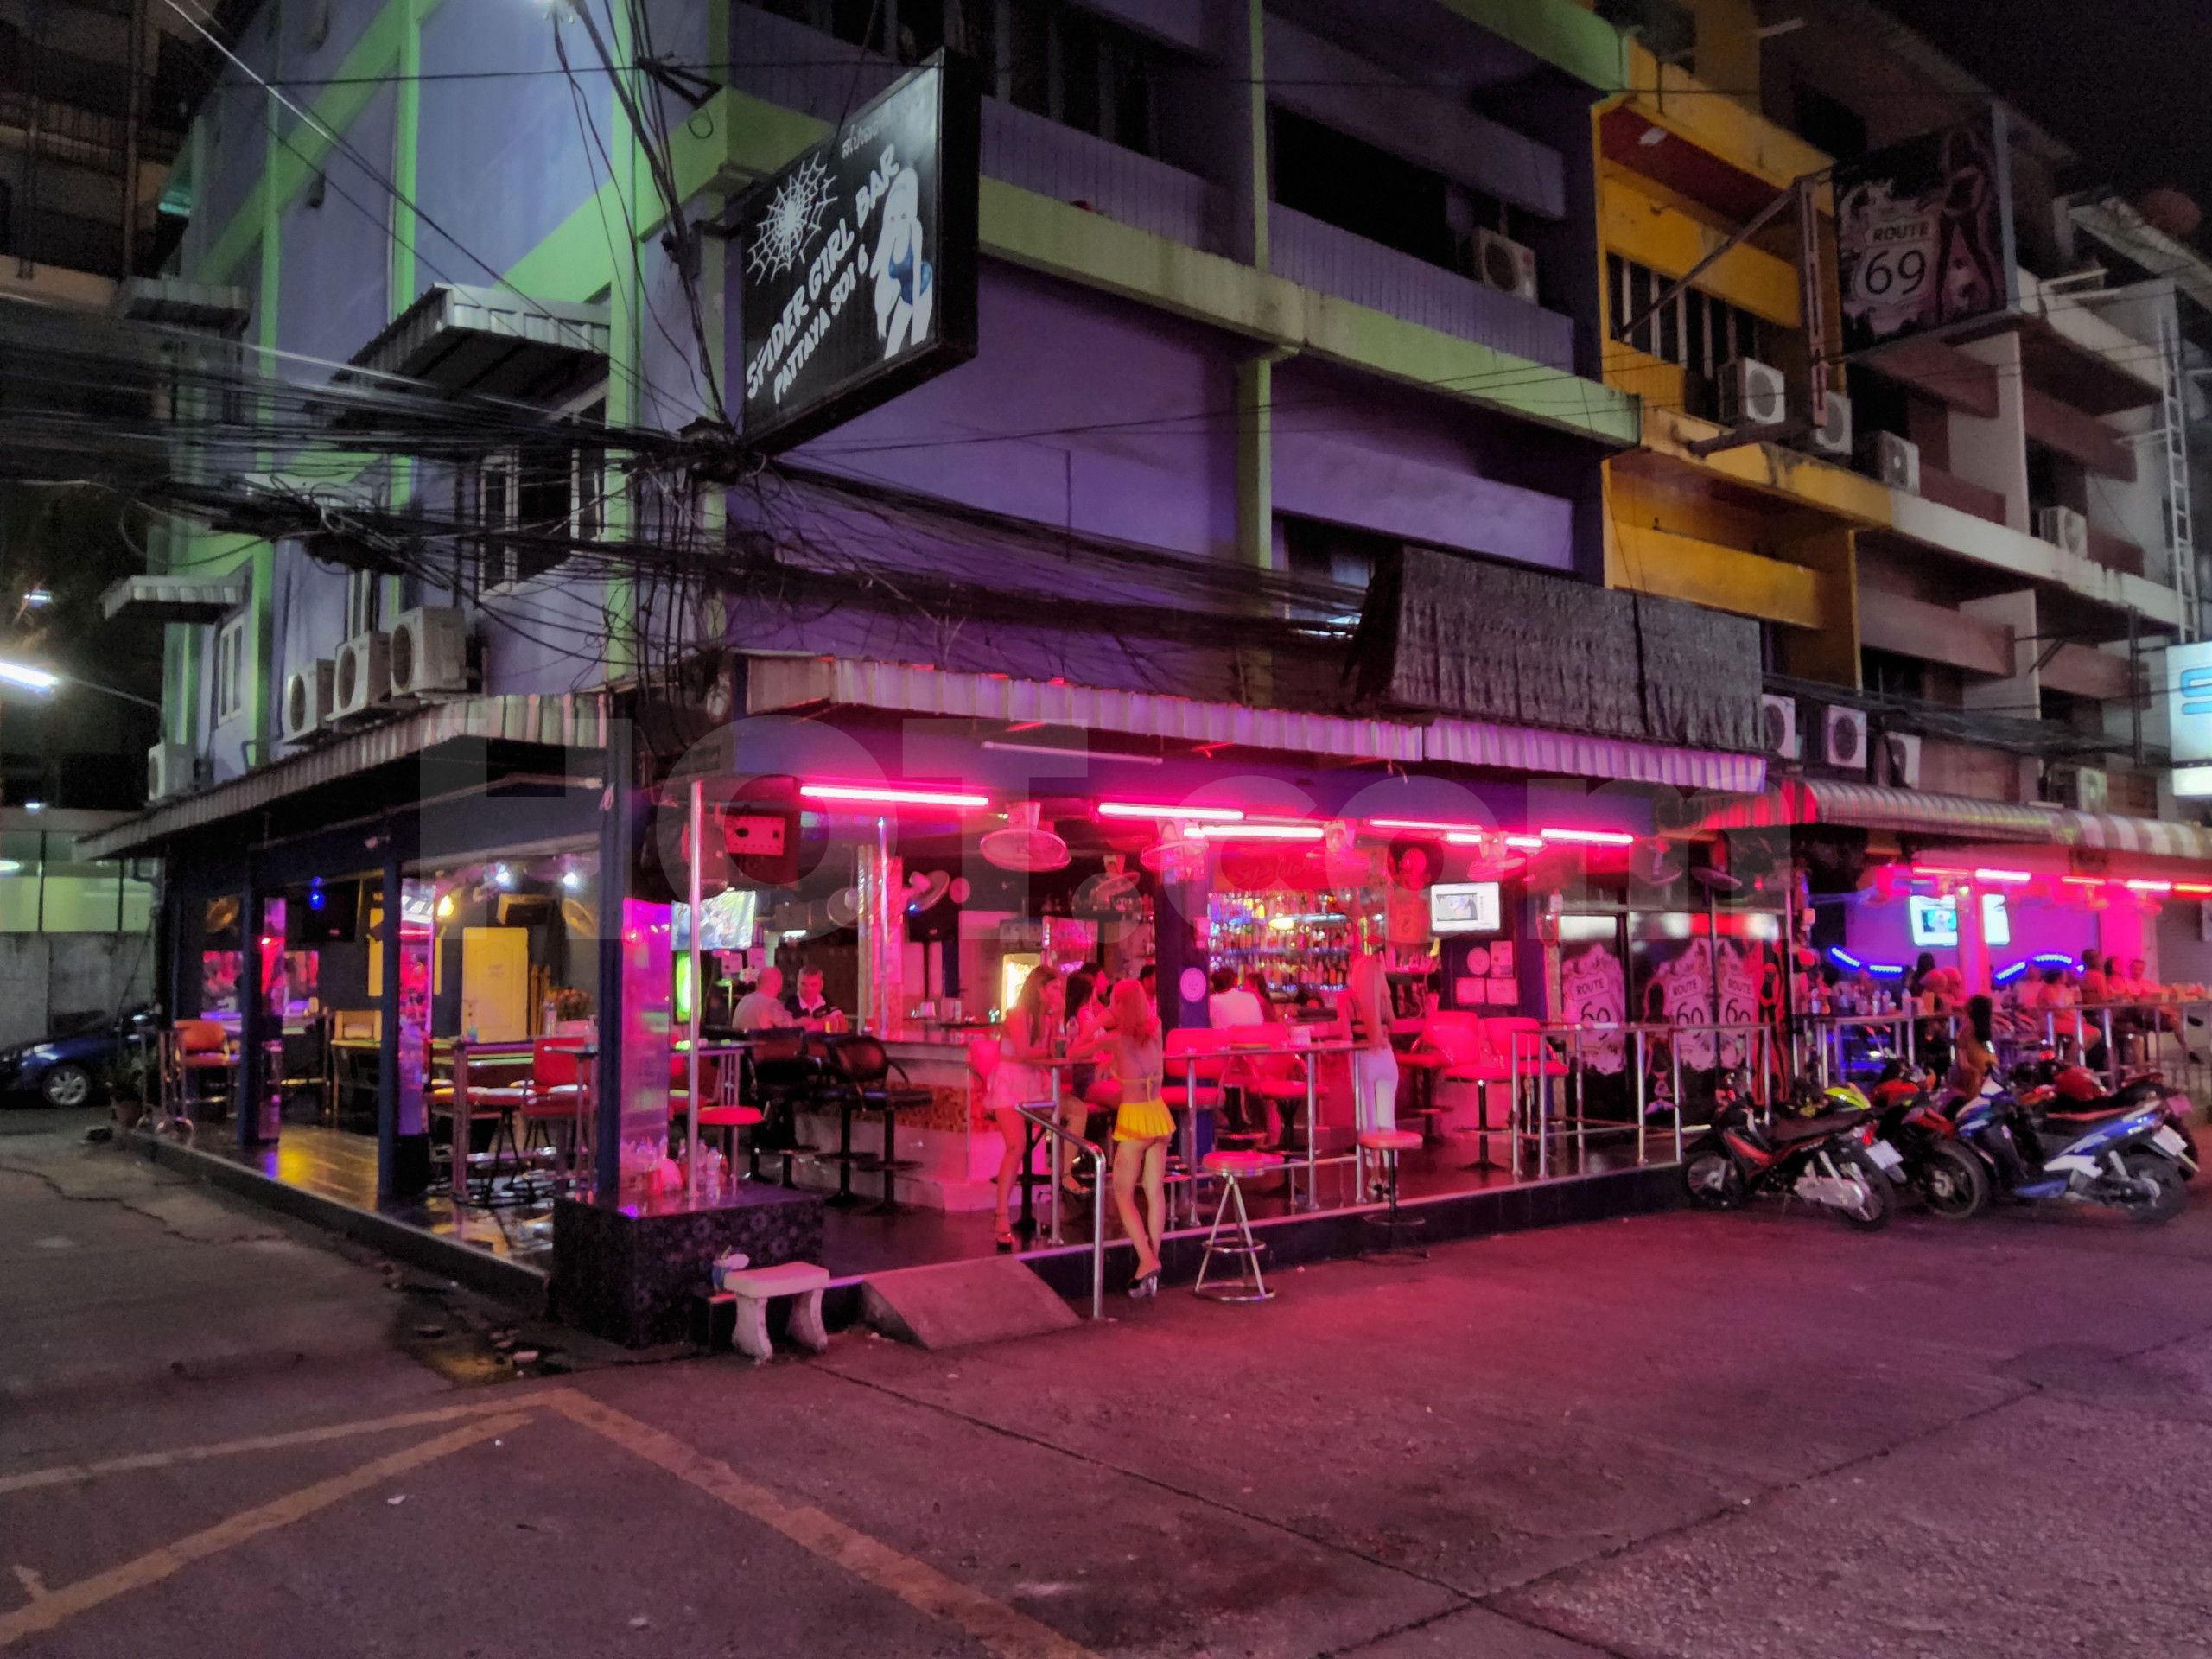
[1867, 963, 1908, 978]
[1993, 961, 2029, 985]
[1829, 947, 1865, 970]
[2031, 952, 2075, 967]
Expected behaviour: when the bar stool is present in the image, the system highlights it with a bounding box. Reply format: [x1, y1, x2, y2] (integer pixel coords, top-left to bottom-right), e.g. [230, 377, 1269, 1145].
[828, 1035, 930, 1213]
[1193, 1148, 1283, 1303]
[1357, 1129, 1427, 1262]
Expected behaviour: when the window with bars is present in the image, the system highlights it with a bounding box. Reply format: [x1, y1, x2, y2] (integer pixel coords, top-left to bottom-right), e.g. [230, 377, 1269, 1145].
[213, 613, 247, 724]
[1607, 253, 1769, 419]
[343, 569, 378, 639]
[463, 395, 605, 594]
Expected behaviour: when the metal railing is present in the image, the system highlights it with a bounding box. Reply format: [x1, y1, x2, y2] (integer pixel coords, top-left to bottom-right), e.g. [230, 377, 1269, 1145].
[1015, 1101, 1109, 1320]
[1505, 1020, 1783, 1178]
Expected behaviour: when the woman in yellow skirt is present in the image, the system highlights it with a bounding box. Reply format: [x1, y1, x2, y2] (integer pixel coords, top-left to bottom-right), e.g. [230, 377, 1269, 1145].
[1077, 977, 1173, 1298]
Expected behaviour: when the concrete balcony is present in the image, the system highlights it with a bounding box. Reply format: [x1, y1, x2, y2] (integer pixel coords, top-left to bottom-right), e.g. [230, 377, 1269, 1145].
[981, 99, 1223, 257]
[1268, 206, 1574, 372]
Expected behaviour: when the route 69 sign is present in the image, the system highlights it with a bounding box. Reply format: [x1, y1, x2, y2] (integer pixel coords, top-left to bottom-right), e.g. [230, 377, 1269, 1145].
[1834, 113, 2018, 356]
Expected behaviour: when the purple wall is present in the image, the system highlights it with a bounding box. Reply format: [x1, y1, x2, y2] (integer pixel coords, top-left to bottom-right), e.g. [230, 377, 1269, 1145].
[411, 4, 599, 297]
[276, 85, 396, 371]
[1271, 356, 1591, 572]
[778, 264, 1241, 561]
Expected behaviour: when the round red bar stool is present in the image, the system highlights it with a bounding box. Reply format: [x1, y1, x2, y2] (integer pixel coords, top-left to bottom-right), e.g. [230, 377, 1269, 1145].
[696, 1104, 766, 1182]
[1193, 1148, 1284, 1303]
[1357, 1128, 1427, 1262]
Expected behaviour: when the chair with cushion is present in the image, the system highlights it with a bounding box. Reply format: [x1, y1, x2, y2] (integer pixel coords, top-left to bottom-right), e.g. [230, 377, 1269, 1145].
[1417, 1016, 1513, 1171]
[168, 1019, 235, 1122]
[826, 1033, 931, 1212]
[746, 1029, 818, 1187]
[1224, 1030, 1310, 1152]
[520, 1036, 594, 1190]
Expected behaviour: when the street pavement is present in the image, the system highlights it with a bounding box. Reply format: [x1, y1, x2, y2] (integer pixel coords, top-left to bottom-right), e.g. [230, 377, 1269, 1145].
[7, 1104, 2212, 1656]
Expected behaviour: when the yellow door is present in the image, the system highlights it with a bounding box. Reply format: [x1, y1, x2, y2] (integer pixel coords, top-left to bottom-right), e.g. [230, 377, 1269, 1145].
[460, 926, 531, 1041]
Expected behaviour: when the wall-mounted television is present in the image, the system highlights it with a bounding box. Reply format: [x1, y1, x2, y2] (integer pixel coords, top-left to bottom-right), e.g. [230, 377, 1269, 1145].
[1429, 881, 1501, 936]
[1908, 893, 2012, 949]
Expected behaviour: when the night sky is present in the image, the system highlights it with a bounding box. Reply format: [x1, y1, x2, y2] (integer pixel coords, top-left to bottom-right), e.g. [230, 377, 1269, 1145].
[1879, 0, 2212, 238]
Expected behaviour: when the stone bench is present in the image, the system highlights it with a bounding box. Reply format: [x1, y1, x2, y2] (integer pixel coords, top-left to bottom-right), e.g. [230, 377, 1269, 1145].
[721, 1261, 831, 1363]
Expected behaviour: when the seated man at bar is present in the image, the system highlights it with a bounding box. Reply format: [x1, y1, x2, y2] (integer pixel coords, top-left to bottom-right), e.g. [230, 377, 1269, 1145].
[782, 964, 844, 1031]
[733, 966, 797, 1033]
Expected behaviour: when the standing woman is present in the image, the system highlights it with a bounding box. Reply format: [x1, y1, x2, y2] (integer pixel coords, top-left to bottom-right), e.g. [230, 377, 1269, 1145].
[1057, 971, 1108, 1199]
[988, 965, 1065, 1252]
[1080, 977, 1173, 1298]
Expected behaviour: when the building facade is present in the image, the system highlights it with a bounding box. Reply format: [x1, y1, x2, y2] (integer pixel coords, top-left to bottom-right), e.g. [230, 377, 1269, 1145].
[79, 0, 2212, 1212]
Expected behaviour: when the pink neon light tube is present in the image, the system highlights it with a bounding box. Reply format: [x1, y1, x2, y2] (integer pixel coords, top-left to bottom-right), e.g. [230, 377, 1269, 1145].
[1190, 823, 1325, 842]
[1971, 868, 2033, 884]
[1540, 828, 1635, 847]
[1097, 802, 1244, 823]
[799, 784, 990, 810]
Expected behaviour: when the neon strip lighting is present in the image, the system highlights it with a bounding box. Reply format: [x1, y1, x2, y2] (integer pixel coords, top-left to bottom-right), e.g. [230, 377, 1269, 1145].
[2032, 953, 2076, 967]
[0, 661, 59, 693]
[2177, 884, 2212, 896]
[1503, 834, 1546, 851]
[1190, 823, 1325, 842]
[1993, 961, 2030, 985]
[1098, 801, 1243, 823]
[1971, 868, 2032, 884]
[1828, 947, 1865, 970]
[1867, 963, 1908, 978]
[799, 784, 990, 810]
[2061, 876, 2106, 889]
[1540, 828, 1636, 847]
[1369, 817, 1478, 835]
[2124, 880, 2173, 893]
[1444, 832, 1491, 846]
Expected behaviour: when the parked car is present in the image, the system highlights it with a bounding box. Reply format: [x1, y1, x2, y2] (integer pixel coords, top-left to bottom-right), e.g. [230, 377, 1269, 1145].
[0, 1007, 160, 1108]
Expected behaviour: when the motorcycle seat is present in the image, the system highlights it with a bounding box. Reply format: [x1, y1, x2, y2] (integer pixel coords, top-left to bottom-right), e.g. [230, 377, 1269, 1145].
[1769, 1110, 1862, 1145]
[2042, 1103, 2135, 1124]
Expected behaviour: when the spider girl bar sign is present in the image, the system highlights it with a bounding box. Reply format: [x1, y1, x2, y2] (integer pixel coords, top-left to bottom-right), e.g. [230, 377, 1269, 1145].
[734, 54, 981, 453]
[1833, 110, 2019, 356]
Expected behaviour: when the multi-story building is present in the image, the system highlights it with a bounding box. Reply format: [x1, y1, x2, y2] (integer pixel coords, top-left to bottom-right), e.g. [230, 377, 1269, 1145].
[73, 0, 2212, 1236]
[88, 0, 1777, 1205]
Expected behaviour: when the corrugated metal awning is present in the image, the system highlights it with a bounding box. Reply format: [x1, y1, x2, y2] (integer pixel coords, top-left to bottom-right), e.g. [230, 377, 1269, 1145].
[101, 574, 249, 623]
[116, 277, 251, 333]
[1680, 778, 2212, 862]
[2050, 810, 2212, 862]
[340, 285, 610, 401]
[1683, 779, 2062, 840]
[746, 657, 1766, 793]
[79, 692, 610, 861]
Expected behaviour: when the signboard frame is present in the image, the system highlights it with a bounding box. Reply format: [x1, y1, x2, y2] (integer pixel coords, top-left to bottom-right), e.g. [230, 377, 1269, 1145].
[1833, 108, 2020, 359]
[733, 51, 982, 454]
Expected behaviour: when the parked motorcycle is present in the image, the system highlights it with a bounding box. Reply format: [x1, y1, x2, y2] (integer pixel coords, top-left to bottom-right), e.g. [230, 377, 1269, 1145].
[1682, 1072, 1897, 1230]
[1865, 1065, 1992, 1221]
[1948, 1078, 2193, 1224]
[2016, 1059, 2198, 1169]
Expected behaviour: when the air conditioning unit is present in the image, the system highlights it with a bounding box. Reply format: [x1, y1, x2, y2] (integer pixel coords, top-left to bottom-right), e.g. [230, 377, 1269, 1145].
[1806, 391, 1853, 458]
[1871, 431, 1922, 494]
[2036, 505, 2089, 558]
[1822, 704, 1869, 772]
[282, 659, 334, 743]
[387, 606, 469, 698]
[1878, 730, 1923, 790]
[330, 631, 390, 721]
[1719, 357, 1787, 428]
[147, 741, 200, 802]
[1471, 228, 1539, 303]
[1761, 693, 1802, 761]
[2048, 764, 2109, 812]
